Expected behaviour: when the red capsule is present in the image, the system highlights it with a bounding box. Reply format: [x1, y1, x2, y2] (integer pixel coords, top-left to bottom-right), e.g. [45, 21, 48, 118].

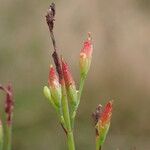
[80, 32, 93, 59]
[99, 101, 113, 126]
[61, 59, 75, 88]
[48, 65, 60, 89]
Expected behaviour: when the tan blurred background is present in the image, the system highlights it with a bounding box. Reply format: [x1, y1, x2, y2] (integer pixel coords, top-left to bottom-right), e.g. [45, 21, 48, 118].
[0, 0, 150, 149]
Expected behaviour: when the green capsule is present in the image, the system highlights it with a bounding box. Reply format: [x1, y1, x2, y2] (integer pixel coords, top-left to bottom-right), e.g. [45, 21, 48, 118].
[43, 86, 51, 100]
[50, 86, 61, 108]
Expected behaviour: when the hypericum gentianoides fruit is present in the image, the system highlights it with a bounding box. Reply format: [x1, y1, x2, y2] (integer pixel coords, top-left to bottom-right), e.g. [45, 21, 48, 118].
[61, 59, 77, 106]
[93, 101, 113, 148]
[80, 33, 93, 78]
[48, 65, 62, 107]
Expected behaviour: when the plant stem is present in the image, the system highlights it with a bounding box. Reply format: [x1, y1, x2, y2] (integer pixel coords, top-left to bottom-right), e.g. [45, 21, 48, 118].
[67, 131, 75, 150]
[96, 136, 102, 150]
[77, 76, 85, 106]
[62, 85, 75, 150]
[96, 136, 99, 150]
[71, 76, 85, 128]
[46, 3, 75, 149]
[0, 124, 3, 150]
[3, 125, 12, 150]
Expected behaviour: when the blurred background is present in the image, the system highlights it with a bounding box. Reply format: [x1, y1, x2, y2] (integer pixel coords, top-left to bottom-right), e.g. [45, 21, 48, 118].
[0, 0, 150, 149]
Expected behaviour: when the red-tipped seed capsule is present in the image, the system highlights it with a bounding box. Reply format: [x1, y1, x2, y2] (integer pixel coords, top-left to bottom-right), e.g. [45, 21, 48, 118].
[93, 101, 113, 148]
[48, 65, 62, 107]
[80, 33, 93, 78]
[61, 59, 77, 106]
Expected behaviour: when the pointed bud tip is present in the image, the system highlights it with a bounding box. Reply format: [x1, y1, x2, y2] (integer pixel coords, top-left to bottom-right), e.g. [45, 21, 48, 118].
[61, 59, 75, 87]
[106, 100, 113, 109]
[49, 65, 55, 74]
[61, 57, 68, 68]
[61, 56, 64, 62]
[108, 100, 113, 105]
[80, 52, 86, 58]
[50, 64, 53, 68]
[49, 64, 57, 80]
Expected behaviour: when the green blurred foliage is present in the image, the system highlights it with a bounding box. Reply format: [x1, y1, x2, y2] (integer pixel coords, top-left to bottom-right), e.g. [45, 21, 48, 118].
[0, 0, 150, 149]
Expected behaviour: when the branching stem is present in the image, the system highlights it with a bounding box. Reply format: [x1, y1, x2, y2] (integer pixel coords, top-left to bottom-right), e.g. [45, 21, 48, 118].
[45, 3, 75, 150]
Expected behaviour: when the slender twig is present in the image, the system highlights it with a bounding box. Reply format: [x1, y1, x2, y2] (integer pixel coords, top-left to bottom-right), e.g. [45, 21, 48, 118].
[71, 76, 85, 128]
[46, 2, 56, 51]
[52, 52, 63, 83]
[45, 3, 75, 150]
[45, 3, 63, 83]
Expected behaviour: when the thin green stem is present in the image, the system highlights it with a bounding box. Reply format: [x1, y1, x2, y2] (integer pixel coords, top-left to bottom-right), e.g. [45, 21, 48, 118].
[61, 85, 75, 150]
[46, 92, 67, 130]
[3, 124, 12, 150]
[56, 107, 67, 130]
[0, 125, 3, 150]
[96, 137, 99, 150]
[96, 136, 102, 150]
[67, 131, 75, 150]
[71, 76, 85, 128]
[62, 86, 71, 131]
[46, 2, 75, 150]
[77, 77, 85, 106]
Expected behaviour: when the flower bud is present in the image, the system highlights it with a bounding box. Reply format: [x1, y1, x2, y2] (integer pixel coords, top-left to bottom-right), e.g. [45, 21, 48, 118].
[93, 101, 113, 148]
[43, 86, 59, 110]
[48, 65, 61, 107]
[100, 101, 113, 126]
[80, 33, 93, 78]
[43, 86, 51, 100]
[61, 59, 77, 106]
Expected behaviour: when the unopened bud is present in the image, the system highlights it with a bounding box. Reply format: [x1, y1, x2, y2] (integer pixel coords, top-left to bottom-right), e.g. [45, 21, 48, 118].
[94, 101, 113, 147]
[43, 86, 51, 100]
[80, 33, 93, 78]
[48, 65, 61, 107]
[61, 59, 77, 106]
